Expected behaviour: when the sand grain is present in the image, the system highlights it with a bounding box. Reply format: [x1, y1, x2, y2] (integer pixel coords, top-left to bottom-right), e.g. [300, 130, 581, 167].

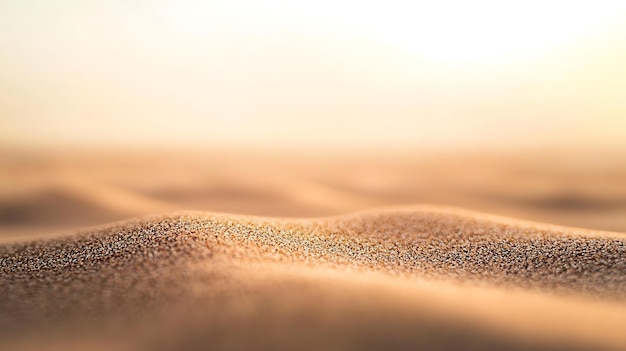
[2, 206, 626, 350]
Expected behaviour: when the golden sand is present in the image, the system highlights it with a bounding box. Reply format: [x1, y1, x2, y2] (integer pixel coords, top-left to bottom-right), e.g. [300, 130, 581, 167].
[2, 148, 626, 239]
[2, 206, 625, 350]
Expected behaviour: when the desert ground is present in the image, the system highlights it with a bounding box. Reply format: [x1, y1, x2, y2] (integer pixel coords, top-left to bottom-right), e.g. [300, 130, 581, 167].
[1, 148, 626, 350]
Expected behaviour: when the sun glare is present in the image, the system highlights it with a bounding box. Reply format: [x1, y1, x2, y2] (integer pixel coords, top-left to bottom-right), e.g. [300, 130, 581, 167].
[354, 1, 626, 65]
[158, 0, 626, 66]
[2, 0, 626, 148]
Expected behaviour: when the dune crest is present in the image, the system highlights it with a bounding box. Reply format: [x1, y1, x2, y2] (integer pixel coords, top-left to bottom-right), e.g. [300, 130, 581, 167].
[2, 206, 626, 350]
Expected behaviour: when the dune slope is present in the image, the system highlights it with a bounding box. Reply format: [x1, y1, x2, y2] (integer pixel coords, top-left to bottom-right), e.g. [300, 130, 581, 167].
[1, 206, 626, 350]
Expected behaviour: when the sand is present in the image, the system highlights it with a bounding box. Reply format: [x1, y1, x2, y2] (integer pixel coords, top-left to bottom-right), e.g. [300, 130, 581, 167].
[2, 149, 626, 350]
[2, 148, 626, 239]
[2, 205, 626, 351]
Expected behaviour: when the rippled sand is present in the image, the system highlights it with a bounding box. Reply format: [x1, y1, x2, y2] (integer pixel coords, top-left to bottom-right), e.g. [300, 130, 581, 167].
[1, 149, 625, 350]
[2, 207, 626, 350]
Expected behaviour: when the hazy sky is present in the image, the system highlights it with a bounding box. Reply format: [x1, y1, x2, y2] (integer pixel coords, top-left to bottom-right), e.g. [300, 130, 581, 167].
[1, 0, 626, 149]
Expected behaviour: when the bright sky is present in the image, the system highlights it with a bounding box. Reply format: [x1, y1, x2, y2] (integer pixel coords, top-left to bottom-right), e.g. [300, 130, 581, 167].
[1, 0, 626, 149]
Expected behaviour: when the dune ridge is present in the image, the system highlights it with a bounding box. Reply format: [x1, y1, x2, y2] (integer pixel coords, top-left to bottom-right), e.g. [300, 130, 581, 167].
[2, 206, 626, 350]
[3, 150, 626, 238]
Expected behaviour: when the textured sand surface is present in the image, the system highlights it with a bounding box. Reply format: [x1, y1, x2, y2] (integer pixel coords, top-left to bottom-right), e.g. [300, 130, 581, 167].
[2, 206, 626, 351]
[2, 149, 626, 350]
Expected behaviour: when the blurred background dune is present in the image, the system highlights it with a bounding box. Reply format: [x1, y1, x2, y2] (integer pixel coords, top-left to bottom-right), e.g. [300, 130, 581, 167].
[1, 0, 626, 238]
[1, 148, 625, 241]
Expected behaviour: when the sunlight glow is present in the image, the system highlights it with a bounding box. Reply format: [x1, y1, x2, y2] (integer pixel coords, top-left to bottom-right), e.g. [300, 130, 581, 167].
[2, 0, 626, 148]
[158, 0, 626, 65]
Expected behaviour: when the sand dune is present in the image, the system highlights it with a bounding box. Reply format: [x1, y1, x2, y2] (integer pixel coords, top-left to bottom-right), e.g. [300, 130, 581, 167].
[2, 149, 626, 238]
[2, 206, 625, 350]
[2, 149, 626, 350]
